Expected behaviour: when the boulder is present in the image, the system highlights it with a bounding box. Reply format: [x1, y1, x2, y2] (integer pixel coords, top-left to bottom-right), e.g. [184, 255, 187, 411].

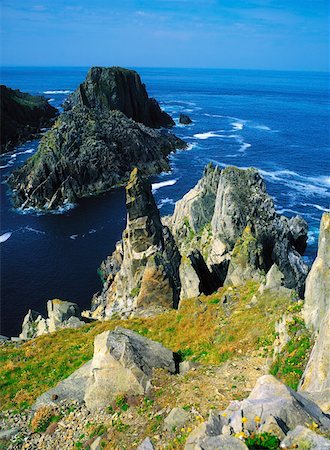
[303, 212, 330, 332]
[92, 169, 181, 318]
[9, 108, 185, 211]
[64, 66, 174, 128]
[0, 428, 20, 440]
[137, 437, 154, 450]
[192, 435, 248, 450]
[0, 84, 57, 153]
[47, 299, 84, 332]
[19, 309, 48, 339]
[221, 375, 330, 434]
[32, 361, 92, 411]
[179, 113, 192, 125]
[185, 412, 224, 450]
[280, 425, 330, 449]
[84, 327, 176, 410]
[164, 407, 189, 432]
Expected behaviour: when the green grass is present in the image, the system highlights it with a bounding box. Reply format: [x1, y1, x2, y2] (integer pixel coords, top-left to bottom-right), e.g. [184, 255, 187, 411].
[0, 281, 296, 411]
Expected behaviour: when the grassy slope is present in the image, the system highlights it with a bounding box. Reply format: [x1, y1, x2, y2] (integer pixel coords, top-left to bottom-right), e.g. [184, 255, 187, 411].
[0, 280, 310, 413]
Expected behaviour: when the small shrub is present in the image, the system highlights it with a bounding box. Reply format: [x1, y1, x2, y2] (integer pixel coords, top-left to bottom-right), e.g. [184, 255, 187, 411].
[115, 394, 129, 412]
[31, 406, 61, 433]
[245, 431, 280, 449]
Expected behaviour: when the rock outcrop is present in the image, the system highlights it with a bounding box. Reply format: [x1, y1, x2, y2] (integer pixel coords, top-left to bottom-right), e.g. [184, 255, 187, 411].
[299, 212, 330, 410]
[0, 85, 57, 153]
[91, 168, 181, 318]
[303, 212, 330, 332]
[185, 375, 330, 449]
[179, 113, 192, 125]
[84, 327, 177, 410]
[63, 66, 174, 128]
[9, 108, 185, 211]
[169, 164, 308, 298]
[9, 67, 185, 211]
[20, 299, 85, 339]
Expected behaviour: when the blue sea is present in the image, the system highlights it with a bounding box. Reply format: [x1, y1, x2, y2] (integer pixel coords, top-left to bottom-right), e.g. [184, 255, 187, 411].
[1, 67, 329, 336]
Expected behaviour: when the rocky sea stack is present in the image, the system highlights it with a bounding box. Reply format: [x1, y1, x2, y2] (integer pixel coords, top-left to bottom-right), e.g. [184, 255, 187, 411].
[64, 66, 175, 128]
[8, 67, 185, 211]
[0, 85, 57, 153]
[91, 163, 309, 319]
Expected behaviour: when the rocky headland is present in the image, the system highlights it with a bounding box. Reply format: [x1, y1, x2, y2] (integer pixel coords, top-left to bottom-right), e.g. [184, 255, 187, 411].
[0, 85, 57, 153]
[8, 67, 185, 211]
[2, 166, 329, 450]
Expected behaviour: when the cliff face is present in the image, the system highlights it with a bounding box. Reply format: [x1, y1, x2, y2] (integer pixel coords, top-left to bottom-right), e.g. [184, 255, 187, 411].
[8, 108, 185, 211]
[92, 164, 308, 320]
[0, 85, 57, 153]
[64, 66, 174, 128]
[169, 164, 308, 299]
[299, 213, 330, 400]
[91, 168, 181, 318]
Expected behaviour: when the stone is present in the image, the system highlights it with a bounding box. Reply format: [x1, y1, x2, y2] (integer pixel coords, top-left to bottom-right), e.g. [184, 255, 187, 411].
[32, 361, 92, 411]
[164, 407, 189, 431]
[47, 299, 84, 332]
[64, 66, 174, 128]
[90, 436, 103, 450]
[221, 375, 330, 434]
[303, 212, 330, 332]
[179, 360, 199, 375]
[137, 437, 154, 450]
[92, 169, 181, 318]
[0, 428, 20, 440]
[0, 84, 57, 153]
[194, 435, 248, 450]
[84, 327, 176, 410]
[299, 391, 330, 414]
[280, 425, 330, 449]
[45, 421, 58, 435]
[19, 309, 48, 339]
[185, 412, 223, 449]
[0, 335, 9, 341]
[261, 416, 286, 441]
[179, 113, 192, 125]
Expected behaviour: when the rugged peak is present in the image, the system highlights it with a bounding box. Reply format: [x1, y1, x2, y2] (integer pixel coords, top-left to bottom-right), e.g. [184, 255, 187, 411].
[126, 168, 159, 221]
[64, 66, 174, 128]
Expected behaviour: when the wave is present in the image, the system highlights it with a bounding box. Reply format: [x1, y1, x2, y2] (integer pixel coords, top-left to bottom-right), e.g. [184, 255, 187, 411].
[232, 121, 244, 131]
[24, 226, 45, 235]
[152, 179, 177, 192]
[301, 203, 329, 212]
[239, 142, 251, 152]
[157, 197, 175, 209]
[0, 232, 12, 243]
[0, 164, 11, 169]
[89, 229, 97, 234]
[193, 131, 224, 140]
[70, 234, 79, 240]
[186, 143, 198, 151]
[255, 125, 271, 131]
[43, 90, 72, 94]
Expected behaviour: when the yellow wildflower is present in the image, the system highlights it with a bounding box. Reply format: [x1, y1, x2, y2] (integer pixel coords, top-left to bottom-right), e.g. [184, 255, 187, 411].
[254, 416, 261, 423]
[242, 417, 248, 424]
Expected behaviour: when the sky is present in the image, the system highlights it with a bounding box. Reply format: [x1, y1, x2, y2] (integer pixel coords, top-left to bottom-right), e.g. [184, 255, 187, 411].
[0, 0, 329, 71]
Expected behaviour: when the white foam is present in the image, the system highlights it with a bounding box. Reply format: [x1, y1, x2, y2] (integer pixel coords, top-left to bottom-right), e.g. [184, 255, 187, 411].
[0, 164, 11, 169]
[43, 90, 72, 94]
[157, 197, 175, 209]
[10, 153, 17, 158]
[255, 125, 271, 131]
[70, 234, 79, 240]
[152, 179, 177, 192]
[0, 232, 12, 243]
[193, 132, 223, 140]
[186, 143, 197, 151]
[239, 142, 251, 152]
[302, 203, 329, 212]
[24, 226, 45, 235]
[89, 229, 97, 234]
[232, 122, 244, 131]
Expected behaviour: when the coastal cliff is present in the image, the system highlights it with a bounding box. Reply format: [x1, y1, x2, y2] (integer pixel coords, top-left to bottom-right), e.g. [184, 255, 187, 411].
[91, 163, 308, 319]
[0, 85, 57, 153]
[64, 66, 174, 128]
[8, 67, 185, 211]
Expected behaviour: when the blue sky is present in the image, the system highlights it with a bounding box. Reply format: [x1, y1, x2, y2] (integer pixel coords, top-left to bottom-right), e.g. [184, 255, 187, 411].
[1, 0, 329, 70]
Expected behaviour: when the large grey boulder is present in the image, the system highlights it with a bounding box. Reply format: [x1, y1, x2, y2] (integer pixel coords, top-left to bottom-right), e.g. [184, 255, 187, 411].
[84, 327, 176, 410]
[32, 361, 92, 411]
[303, 212, 330, 332]
[194, 435, 248, 450]
[185, 412, 224, 450]
[164, 407, 189, 432]
[137, 437, 154, 450]
[222, 375, 330, 434]
[19, 299, 85, 339]
[281, 425, 330, 449]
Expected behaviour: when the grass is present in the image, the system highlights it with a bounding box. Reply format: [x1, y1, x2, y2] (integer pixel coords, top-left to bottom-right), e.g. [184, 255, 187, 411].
[0, 280, 295, 412]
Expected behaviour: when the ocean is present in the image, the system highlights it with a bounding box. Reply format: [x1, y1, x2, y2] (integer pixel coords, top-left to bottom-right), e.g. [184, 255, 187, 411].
[1, 67, 329, 337]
